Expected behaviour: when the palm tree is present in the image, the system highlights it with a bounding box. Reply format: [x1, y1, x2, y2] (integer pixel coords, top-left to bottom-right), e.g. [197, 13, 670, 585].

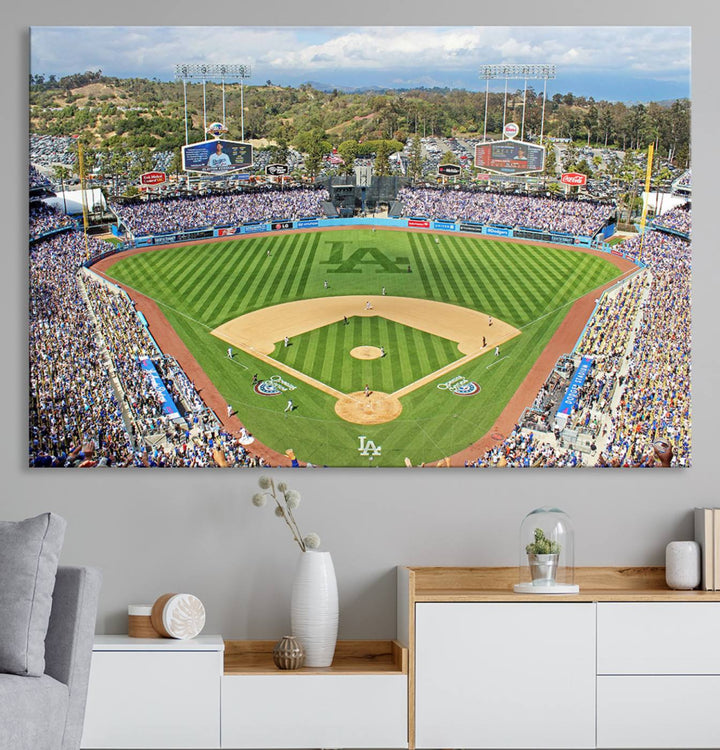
[52, 165, 71, 214]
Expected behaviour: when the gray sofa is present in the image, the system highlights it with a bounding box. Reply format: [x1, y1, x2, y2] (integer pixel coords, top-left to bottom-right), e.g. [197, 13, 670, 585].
[0, 566, 102, 750]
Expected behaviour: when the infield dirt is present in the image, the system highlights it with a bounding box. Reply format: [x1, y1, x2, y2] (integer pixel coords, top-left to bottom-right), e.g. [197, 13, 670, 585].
[211, 295, 520, 423]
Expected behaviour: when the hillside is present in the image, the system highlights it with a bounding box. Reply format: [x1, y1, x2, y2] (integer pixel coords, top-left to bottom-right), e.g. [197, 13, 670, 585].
[29, 71, 690, 168]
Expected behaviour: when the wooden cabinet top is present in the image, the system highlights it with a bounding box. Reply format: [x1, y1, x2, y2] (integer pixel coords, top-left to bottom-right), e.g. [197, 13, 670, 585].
[401, 566, 720, 602]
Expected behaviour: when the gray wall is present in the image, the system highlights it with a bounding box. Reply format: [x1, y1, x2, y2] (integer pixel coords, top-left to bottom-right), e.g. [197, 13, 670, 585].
[5, 2, 718, 640]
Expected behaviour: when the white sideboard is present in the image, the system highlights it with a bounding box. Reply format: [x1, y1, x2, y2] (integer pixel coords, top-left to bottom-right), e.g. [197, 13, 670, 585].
[81, 635, 224, 749]
[596, 602, 720, 748]
[81, 637, 407, 749]
[399, 566, 720, 750]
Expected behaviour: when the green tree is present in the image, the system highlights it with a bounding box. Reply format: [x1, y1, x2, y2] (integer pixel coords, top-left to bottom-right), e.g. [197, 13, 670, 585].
[337, 140, 358, 176]
[408, 136, 423, 182]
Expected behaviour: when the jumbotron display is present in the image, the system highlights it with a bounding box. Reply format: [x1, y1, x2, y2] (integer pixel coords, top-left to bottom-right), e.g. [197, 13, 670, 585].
[474, 140, 545, 175]
[182, 139, 253, 174]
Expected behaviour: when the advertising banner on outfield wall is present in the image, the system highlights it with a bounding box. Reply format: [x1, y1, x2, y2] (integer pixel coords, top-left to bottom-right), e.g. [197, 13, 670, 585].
[432, 220, 457, 231]
[459, 222, 484, 233]
[241, 222, 268, 234]
[408, 219, 430, 228]
[297, 219, 319, 228]
[483, 226, 511, 237]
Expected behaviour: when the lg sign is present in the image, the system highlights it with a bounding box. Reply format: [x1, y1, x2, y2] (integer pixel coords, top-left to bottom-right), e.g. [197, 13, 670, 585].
[561, 172, 588, 186]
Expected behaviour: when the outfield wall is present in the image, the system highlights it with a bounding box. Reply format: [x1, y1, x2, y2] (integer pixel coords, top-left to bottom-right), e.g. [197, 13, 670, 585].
[118, 216, 631, 261]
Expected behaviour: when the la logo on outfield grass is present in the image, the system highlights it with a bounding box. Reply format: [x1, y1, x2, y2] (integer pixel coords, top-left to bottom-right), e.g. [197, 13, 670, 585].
[358, 436, 382, 456]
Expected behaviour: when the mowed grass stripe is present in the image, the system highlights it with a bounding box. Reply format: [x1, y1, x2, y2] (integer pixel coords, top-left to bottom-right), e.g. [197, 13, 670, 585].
[518, 246, 574, 303]
[546, 254, 608, 311]
[181, 241, 247, 317]
[452, 236, 494, 311]
[407, 234, 434, 298]
[159, 246, 205, 291]
[536, 251, 589, 310]
[385, 320, 406, 384]
[416, 234, 452, 301]
[428, 237, 466, 306]
[480, 243, 545, 320]
[326, 318, 344, 387]
[280, 233, 311, 298]
[477, 242, 529, 323]
[228, 240, 286, 316]
[295, 233, 320, 298]
[181, 241, 248, 322]
[258, 233, 306, 309]
[444, 237, 485, 311]
[470, 243, 513, 319]
[242, 237, 297, 312]
[198, 244, 263, 324]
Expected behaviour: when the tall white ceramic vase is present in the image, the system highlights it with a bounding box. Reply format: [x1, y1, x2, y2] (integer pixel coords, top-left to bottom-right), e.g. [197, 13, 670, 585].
[291, 550, 338, 667]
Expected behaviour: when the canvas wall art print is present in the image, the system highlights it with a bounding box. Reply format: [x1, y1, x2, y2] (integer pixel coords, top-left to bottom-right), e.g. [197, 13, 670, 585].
[28, 26, 691, 468]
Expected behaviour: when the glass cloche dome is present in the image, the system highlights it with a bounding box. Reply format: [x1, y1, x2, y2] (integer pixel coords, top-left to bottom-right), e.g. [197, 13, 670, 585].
[514, 506, 579, 594]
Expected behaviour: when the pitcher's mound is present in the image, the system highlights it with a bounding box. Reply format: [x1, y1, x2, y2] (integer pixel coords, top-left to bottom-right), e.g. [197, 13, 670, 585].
[350, 345, 384, 360]
[335, 391, 402, 424]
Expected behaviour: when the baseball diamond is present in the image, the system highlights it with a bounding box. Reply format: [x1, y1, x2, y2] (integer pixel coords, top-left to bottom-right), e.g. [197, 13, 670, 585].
[99, 227, 627, 466]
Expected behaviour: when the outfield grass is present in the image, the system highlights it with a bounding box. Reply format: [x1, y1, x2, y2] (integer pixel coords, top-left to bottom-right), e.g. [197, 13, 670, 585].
[105, 229, 621, 466]
[272, 316, 461, 394]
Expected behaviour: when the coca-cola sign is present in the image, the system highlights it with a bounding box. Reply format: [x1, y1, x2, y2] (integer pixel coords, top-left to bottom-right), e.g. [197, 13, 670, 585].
[503, 122, 520, 139]
[561, 172, 588, 186]
[140, 171, 167, 186]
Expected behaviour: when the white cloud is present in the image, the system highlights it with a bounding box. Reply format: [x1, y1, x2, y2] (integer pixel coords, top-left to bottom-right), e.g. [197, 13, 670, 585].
[30, 25, 690, 85]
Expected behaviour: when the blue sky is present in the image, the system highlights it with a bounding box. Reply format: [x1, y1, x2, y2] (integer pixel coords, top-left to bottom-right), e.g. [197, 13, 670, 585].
[30, 26, 691, 102]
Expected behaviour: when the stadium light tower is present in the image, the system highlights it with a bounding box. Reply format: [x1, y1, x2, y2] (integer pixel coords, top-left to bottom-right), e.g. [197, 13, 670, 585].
[174, 63, 252, 143]
[479, 64, 556, 142]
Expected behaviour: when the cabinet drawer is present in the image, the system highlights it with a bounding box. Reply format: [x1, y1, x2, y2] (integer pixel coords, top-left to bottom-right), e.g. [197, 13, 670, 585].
[81, 650, 222, 749]
[221, 674, 407, 748]
[597, 603, 720, 674]
[415, 602, 596, 749]
[597, 675, 720, 748]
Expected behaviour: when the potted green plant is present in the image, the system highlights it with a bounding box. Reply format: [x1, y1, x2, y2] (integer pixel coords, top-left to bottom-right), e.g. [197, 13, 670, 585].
[526, 528, 561, 584]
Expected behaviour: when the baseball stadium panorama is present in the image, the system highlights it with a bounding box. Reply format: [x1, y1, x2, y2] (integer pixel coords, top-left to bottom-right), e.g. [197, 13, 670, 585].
[28, 178, 692, 468]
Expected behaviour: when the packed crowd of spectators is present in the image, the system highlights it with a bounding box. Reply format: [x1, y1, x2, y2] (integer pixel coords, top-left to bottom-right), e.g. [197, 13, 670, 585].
[29, 228, 272, 468]
[596, 230, 691, 467]
[651, 203, 691, 237]
[465, 209, 691, 468]
[398, 187, 614, 237]
[111, 187, 330, 236]
[464, 425, 585, 468]
[29, 232, 133, 467]
[30, 165, 53, 190]
[29, 202, 75, 239]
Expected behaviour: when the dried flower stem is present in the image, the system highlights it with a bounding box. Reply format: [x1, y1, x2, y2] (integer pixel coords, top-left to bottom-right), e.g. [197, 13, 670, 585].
[269, 479, 306, 551]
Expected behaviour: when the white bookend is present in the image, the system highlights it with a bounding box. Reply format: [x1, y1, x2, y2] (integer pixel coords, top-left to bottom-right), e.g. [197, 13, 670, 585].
[694, 507, 714, 591]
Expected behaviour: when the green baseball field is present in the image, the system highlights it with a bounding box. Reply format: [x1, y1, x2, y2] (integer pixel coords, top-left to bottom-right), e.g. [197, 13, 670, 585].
[103, 228, 622, 466]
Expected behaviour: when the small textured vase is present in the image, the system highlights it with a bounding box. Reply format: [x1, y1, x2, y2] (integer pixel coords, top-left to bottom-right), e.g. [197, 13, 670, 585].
[272, 635, 305, 670]
[290, 550, 338, 667]
[665, 541, 701, 590]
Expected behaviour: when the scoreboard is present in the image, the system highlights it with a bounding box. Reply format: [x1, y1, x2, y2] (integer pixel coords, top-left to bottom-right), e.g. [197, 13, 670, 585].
[474, 140, 545, 175]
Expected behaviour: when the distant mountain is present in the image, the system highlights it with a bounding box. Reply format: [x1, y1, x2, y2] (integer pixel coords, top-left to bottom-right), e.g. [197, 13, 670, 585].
[302, 80, 390, 94]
